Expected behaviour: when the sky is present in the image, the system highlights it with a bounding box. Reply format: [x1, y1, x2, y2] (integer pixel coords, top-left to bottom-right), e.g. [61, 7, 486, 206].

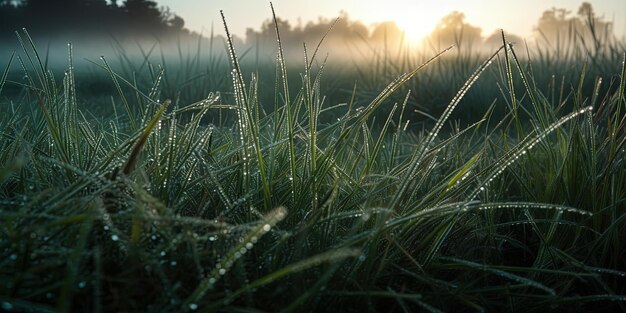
[156, 0, 626, 41]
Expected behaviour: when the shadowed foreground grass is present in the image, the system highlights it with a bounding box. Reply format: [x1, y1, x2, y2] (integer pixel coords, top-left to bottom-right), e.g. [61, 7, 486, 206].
[1, 11, 626, 312]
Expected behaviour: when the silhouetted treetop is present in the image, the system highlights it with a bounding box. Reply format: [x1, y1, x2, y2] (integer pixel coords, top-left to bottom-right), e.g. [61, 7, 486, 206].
[425, 11, 483, 50]
[124, 0, 163, 29]
[370, 21, 404, 46]
[534, 1, 613, 48]
[0, 0, 619, 58]
[0, 0, 189, 40]
[484, 30, 523, 49]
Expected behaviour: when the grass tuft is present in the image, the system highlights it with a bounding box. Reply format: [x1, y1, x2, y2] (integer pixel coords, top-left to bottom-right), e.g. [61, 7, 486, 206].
[0, 10, 625, 313]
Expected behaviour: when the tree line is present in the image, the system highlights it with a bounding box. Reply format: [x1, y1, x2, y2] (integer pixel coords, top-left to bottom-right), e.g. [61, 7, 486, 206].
[244, 2, 616, 54]
[0, 1, 617, 55]
[0, 0, 187, 40]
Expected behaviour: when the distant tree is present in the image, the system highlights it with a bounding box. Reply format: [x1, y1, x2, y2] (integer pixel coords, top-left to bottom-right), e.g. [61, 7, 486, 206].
[168, 15, 184, 31]
[123, 0, 164, 31]
[85, 0, 108, 8]
[534, 2, 613, 48]
[484, 30, 524, 50]
[22, 0, 71, 13]
[576, 2, 613, 46]
[243, 13, 375, 62]
[370, 21, 404, 47]
[160, 6, 186, 33]
[0, 0, 19, 12]
[0, 0, 22, 38]
[0, 0, 20, 5]
[300, 12, 369, 44]
[0, 0, 190, 41]
[577, 2, 594, 17]
[263, 16, 294, 39]
[245, 16, 294, 50]
[535, 7, 574, 39]
[426, 11, 483, 51]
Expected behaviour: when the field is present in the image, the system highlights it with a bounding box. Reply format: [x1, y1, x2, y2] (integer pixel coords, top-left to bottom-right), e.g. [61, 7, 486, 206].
[1, 12, 626, 312]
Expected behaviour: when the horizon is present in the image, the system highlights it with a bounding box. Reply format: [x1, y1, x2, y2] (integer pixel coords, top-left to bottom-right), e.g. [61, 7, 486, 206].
[158, 0, 626, 42]
[1, 1, 624, 67]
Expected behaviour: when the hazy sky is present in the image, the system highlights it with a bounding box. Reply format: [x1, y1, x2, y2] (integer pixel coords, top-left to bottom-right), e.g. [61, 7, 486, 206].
[157, 0, 626, 41]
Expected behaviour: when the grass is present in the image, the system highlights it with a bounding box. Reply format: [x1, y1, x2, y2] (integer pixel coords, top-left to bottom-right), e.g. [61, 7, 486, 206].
[1, 8, 626, 312]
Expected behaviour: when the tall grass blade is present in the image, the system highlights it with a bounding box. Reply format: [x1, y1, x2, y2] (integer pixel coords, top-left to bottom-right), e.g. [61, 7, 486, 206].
[270, 2, 298, 203]
[182, 207, 287, 309]
[217, 248, 360, 308]
[390, 45, 504, 211]
[0, 51, 15, 96]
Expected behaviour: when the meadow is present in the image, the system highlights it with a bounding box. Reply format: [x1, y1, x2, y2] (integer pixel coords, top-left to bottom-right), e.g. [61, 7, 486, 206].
[1, 9, 626, 312]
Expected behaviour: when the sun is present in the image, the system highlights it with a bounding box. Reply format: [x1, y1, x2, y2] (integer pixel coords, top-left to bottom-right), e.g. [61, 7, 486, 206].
[393, 12, 440, 43]
[366, 3, 450, 45]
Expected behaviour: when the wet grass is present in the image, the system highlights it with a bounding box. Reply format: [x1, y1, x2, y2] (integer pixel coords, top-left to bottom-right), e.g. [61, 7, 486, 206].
[1, 10, 626, 312]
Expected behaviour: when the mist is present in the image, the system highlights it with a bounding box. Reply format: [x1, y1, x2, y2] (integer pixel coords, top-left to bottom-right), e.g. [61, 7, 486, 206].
[1, 1, 623, 120]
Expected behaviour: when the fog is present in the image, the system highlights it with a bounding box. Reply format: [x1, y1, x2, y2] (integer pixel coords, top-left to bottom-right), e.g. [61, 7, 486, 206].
[1, 1, 623, 122]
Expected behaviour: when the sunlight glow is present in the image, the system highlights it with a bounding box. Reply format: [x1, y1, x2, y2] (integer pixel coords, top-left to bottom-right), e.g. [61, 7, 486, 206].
[366, 3, 454, 44]
[393, 13, 441, 43]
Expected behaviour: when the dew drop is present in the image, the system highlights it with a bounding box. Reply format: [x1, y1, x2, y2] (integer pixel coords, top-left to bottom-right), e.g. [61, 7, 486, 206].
[111, 235, 119, 241]
[219, 268, 226, 275]
[262, 224, 271, 232]
[189, 303, 198, 311]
